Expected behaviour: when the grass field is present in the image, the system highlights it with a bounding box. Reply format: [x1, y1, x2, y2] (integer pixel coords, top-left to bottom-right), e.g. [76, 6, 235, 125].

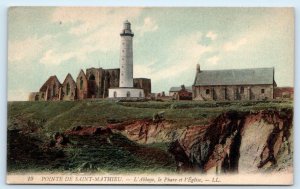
[8, 99, 293, 133]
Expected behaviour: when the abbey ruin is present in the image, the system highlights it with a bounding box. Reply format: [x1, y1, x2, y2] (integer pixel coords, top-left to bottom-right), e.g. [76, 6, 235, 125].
[29, 68, 151, 101]
[29, 20, 151, 101]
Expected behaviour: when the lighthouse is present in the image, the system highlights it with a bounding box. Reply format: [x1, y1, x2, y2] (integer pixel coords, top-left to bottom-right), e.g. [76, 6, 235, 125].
[108, 20, 145, 99]
[119, 20, 134, 88]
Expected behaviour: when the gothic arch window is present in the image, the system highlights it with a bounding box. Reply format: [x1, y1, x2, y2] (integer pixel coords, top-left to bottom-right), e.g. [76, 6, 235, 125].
[89, 74, 95, 80]
[206, 89, 210, 94]
[240, 86, 244, 94]
[66, 83, 70, 95]
[88, 74, 96, 96]
[53, 84, 56, 97]
[80, 77, 83, 90]
[126, 91, 130, 97]
[114, 91, 117, 98]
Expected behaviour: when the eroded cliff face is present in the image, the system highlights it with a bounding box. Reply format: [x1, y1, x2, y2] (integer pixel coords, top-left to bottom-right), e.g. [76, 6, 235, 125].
[169, 109, 293, 174]
[110, 109, 293, 174]
[108, 119, 184, 144]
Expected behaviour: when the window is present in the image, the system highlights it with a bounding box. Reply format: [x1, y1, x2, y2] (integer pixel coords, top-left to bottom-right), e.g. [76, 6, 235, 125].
[66, 83, 70, 95]
[261, 89, 265, 94]
[114, 91, 117, 98]
[240, 86, 244, 94]
[139, 91, 142, 98]
[126, 91, 130, 97]
[80, 77, 83, 90]
[89, 74, 95, 80]
[206, 89, 210, 94]
[52, 84, 56, 97]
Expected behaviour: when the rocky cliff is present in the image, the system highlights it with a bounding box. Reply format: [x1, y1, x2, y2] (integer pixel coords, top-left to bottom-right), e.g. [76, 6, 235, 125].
[112, 109, 293, 174]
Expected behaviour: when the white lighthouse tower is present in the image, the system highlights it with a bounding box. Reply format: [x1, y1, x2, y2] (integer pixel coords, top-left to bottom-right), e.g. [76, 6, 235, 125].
[119, 20, 134, 88]
[108, 20, 145, 99]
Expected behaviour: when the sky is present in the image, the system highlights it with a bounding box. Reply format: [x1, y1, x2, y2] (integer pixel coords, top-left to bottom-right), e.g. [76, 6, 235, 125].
[7, 7, 294, 101]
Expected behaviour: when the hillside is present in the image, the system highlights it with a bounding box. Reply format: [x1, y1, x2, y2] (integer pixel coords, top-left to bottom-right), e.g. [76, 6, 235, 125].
[7, 100, 293, 173]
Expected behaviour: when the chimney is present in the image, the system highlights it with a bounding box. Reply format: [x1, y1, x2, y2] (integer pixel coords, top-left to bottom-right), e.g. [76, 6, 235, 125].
[196, 64, 200, 73]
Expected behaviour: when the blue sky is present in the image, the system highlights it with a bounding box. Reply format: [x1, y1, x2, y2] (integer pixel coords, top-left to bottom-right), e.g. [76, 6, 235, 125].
[8, 7, 294, 101]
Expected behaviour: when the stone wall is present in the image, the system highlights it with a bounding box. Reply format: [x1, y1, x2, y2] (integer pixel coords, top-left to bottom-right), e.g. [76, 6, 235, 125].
[133, 78, 151, 97]
[86, 68, 102, 98]
[30, 67, 151, 101]
[102, 69, 120, 98]
[38, 76, 61, 101]
[61, 74, 77, 101]
[274, 87, 294, 99]
[28, 92, 46, 101]
[76, 70, 88, 100]
[193, 84, 274, 101]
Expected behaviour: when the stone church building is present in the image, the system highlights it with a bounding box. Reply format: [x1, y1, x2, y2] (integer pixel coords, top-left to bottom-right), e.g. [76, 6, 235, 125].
[29, 67, 151, 101]
[192, 64, 276, 101]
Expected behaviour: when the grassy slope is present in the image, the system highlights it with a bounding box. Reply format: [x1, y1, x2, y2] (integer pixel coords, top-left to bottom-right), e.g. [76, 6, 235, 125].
[8, 100, 293, 133]
[7, 130, 176, 173]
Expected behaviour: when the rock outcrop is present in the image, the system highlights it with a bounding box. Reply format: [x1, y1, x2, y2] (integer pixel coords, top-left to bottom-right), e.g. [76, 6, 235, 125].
[168, 109, 293, 174]
[108, 119, 183, 144]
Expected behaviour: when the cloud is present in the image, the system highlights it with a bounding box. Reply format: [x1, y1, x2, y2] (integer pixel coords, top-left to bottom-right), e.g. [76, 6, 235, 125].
[136, 17, 158, 36]
[38, 7, 144, 66]
[134, 60, 157, 78]
[51, 7, 143, 36]
[206, 31, 217, 41]
[172, 32, 213, 61]
[223, 37, 248, 52]
[39, 50, 75, 65]
[207, 55, 220, 65]
[134, 32, 213, 84]
[8, 35, 52, 63]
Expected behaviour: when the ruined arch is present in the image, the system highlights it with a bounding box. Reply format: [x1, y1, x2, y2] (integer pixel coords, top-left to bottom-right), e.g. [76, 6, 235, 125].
[80, 77, 83, 90]
[66, 83, 70, 95]
[89, 74, 95, 80]
[53, 84, 56, 97]
[88, 74, 96, 97]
